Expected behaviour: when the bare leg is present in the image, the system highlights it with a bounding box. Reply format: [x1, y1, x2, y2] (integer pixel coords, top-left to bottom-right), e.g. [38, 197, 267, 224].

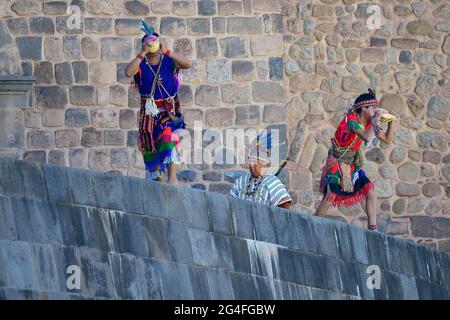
[314, 184, 333, 217]
[365, 187, 377, 227]
[167, 163, 176, 184]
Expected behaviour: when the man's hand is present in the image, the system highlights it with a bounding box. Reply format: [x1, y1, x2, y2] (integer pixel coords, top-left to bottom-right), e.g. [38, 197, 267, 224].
[158, 38, 166, 55]
[141, 37, 153, 54]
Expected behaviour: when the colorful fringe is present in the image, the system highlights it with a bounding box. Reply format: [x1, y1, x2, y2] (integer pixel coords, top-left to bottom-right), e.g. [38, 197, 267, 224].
[138, 97, 183, 175]
[324, 180, 374, 207]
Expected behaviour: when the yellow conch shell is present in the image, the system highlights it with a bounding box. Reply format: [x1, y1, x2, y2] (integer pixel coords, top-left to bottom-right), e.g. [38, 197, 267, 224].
[380, 113, 396, 123]
[148, 40, 160, 53]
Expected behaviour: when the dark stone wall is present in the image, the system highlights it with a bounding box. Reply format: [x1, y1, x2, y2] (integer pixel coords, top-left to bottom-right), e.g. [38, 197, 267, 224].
[0, 156, 448, 299]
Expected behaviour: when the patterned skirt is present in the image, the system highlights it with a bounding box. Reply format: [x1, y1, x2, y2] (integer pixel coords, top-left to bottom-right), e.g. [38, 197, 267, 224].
[319, 152, 374, 207]
[138, 96, 185, 176]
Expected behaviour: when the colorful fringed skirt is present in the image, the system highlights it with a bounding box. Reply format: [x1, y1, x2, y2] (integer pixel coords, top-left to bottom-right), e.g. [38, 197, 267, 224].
[138, 96, 185, 179]
[319, 152, 374, 207]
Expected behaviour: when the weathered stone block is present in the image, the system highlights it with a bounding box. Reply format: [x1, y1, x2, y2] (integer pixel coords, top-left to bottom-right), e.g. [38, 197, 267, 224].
[196, 38, 218, 59]
[160, 17, 186, 35]
[101, 38, 132, 61]
[252, 81, 283, 103]
[63, 36, 81, 60]
[231, 61, 255, 81]
[221, 83, 251, 104]
[54, 62, 73, 85]
[29, 17, 55, 35]
[187, 18, 210, 35]
[227, 17, 264, 34]
[125, 0, 150, 15]
[235, 105, 260, 125]
[81, 37, 99, 59]
[205, 108, 234, 126]
[15, 36, 42, 60]
[220, 37, 247, 58]
[69, 86, 96, 106]
[195, 85, 220, 106]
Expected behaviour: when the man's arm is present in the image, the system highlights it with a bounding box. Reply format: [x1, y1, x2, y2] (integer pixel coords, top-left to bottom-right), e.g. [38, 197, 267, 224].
[278, 199, 292, 210]
[125, 45, 148, 78]
[351, 123, 375, 143]
[373, 120, 394, 144]
[159, 39, 192, 70]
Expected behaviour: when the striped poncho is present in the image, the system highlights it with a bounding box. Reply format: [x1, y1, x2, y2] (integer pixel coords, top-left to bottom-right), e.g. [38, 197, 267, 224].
[228, 173, 292, 207]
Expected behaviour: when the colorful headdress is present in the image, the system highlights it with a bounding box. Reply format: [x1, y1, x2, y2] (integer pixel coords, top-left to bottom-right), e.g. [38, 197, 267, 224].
[141, 19, 158, 42]
[353, 88, 378, 109]
[249, 131, 272, 163]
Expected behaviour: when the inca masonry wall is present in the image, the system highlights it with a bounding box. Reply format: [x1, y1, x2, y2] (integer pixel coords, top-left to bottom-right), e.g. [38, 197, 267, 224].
[0, 157, 448, 299]
[0, 0, 449, 251]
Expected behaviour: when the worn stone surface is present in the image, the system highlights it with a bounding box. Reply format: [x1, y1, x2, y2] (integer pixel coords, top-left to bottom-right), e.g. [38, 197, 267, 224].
[0, 158, 449, 301]
[1, 0, 450, 251]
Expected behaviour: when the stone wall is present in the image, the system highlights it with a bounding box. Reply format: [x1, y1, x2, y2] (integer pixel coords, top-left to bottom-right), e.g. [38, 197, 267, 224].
[281, 0, 450, 251]
[0, 156, 449, 299]
[0, 0, 449, 250]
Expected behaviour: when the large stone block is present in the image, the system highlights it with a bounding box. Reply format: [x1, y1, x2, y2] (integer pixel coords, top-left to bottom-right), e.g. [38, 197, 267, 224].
[143, 217, 172, 261]
[115, 19, 141, 35]
[166, 220, 194, 264]
[252, 81, 283, 103]
[0, 110, 25, 149]
[229, 197, 254, 239]
[66, 168, 97, 206]
[78, 247, 115, 298]
[230, 272, 260, 300]
[185, 188, 210, 231]
[63, 36, 81, 60]
[205, 269, 234, 299]
[196, 38, 218, 59]
[91, 172, 124, 211]
[187, 18, 210, 35]
[195, 85, 220, 106]
[108, 253, 142, 299]
[235, 105, 260, 125]
[86, 0, 123, 15]
[250, 35, 283, 56]
[221, 83, 251, 104]
[188, 267, 211, 299]
[365, 231, 389, 270]
[0, 240, 37, 291]
[69, 85, 96, 106]
[207, 192, 232, 235]
[206, 60, 231, 84]
[11, 0, 42, 15]
[220, 37, 247, 58]
[15, 36, 42, 60]
[189, 228, 218, 268]
[250, 202, 277, 244]
[227, 17, 264, 34]
[135, 257, 163, 299]
[160, 17, 186, 35]
[29, 17, 55, 35]
[109, 211, 149, 257]
[155, 260, 194, 299]
[125, 1, 150, 15]
[12, 197, 63, 245]
[101, 38, 132, 61]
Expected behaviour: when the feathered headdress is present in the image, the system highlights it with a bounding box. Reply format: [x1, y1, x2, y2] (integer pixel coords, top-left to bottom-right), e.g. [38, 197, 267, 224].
[140, 19, 158, 42]
[249, 131, 272, 163]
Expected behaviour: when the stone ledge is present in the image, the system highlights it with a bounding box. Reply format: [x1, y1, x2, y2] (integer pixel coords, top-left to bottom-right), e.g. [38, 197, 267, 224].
[0, 76, 36, 109]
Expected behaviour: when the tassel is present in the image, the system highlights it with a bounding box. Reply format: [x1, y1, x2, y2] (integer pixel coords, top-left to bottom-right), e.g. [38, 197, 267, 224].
[144, 97, 159, 116]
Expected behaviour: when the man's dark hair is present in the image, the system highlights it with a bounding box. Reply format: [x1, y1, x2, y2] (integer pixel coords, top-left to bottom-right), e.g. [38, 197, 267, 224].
[354, 88, 376, 114]
[141, 32, 160, 43]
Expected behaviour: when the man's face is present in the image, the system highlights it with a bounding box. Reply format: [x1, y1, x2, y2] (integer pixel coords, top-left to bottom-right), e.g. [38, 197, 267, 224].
[144, 37, 160, 53]
[248, 157, 268, 177]
[363, 105, 377, 119]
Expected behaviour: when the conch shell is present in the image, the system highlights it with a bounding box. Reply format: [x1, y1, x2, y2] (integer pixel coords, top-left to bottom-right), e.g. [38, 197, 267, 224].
[379, 113, 396, 123]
